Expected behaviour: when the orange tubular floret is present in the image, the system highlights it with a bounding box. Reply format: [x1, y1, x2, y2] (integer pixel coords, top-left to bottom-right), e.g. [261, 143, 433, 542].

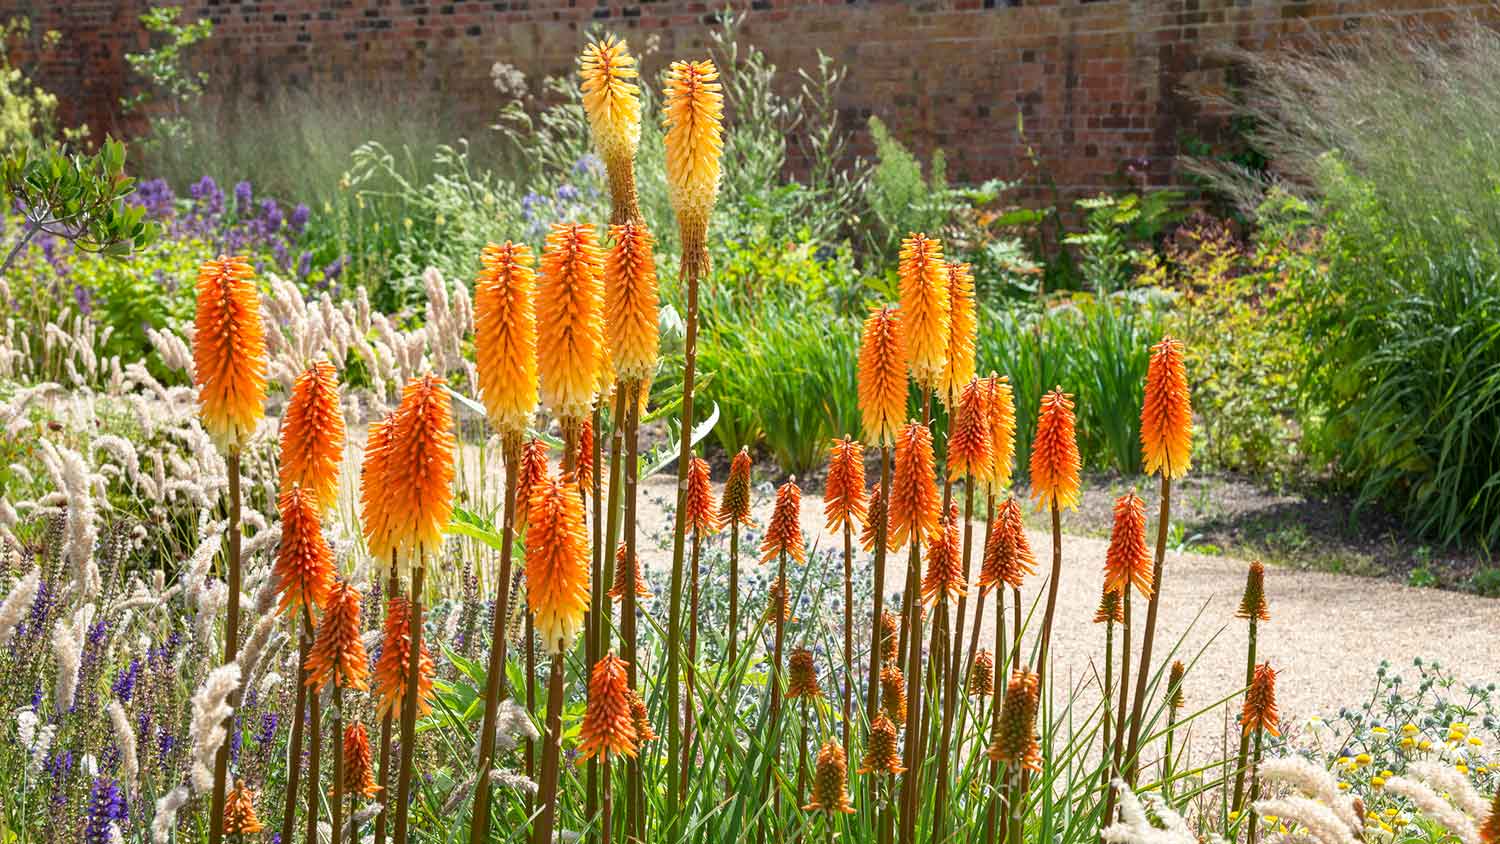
[938, 261, 977, 406]
[382, 375, 456, 567]
[513, 437, 549, 532]
[279, 360, 344, 511]
[824, 435, 868, 533]
[274, 485, 336, 618]
[979, 497, 1037, 593]
[1029, 389, 1082, 512]
[193, 255, 267, 452]
[305, 578, 370, 692]
[1104, 492, 1153, 599]
[947, 378, 993, 482]
[921, 505, 966, 607]
[760, 478, 807, 564]
[858, 305, 908, 447]
[605, 222, 660, 383]
[341, 722, 382, 798]
[526, 472, 592, 654]
[897, 234, 949, 392]
[373, 595, 435, 718]
[685, 456, 719, 536]
[889, 422, 940, 548]
[538, 223, 607, 425]
[578, 652, 638, 763]
[578, 37, 641, 170]
[1141, 335, 1193, 479]
[474, 241, 540, 437]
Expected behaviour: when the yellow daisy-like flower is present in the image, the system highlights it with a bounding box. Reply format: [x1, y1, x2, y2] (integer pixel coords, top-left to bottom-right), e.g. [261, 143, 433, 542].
[474, 241, 540, 439]
[538, 222, 607, 427]
[938, 260, 976, 406]
[897, 233, 950, 392]
[662, 59, 724, 245]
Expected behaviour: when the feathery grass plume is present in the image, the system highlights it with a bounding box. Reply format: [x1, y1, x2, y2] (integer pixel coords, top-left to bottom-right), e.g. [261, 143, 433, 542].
[879, 609, 900, 663]
[1238, 560, 1270, 621]
[1104, 492, 1153, 599]
[578, 653, 639, 762]
[359, 412, 399, 564]
[763, 576, 794, 624]
[305, 579, 370, 691]
[193, 255, 267, 452]
[526, 471, 591, 653]
[604, 222, 659, 380]
[384, 374, 456, 567]
[1248, 797, 1359, 844]
[1141, 335, 1193, 479]
[1255, 757, 1360, 833]
[897, 233, 950, 392]
[988, 668, 1042, 771]
[662, 58, 724, 250]
[189, 663, 242, 793]
[1165, 661, 1186, 710]
[1406, 763, 1489, 830]
[609, 543, 651, 601]
[922, 504, 966, 606]
[980, 497, 1037, 592]
[538, 222, 607, 432]
[0, 566, 40, 647]
[879, 664, 907, 725]
[373, 595, 435, 718]
[1379, 773, 1482, 844]
[274, 486, 335, 618]
[685, 456, 719, 536]
[939, 261, 977, 405]
[968, 649, 995, 697]
[825, 436, 868, 531]
[718, 446, 754, 528]
[629, 689, 658, 743]
[948, 377, 993, 481]
[1030, 389, 1082, 511]
[1100, 780, 1198, 844]
[982, 374, 1017, 493]
[342, 722, 381, 798]
[760, 478, 807, 564]
[577, 418, 596, 492]
[860, 714, 907, 775]
[1094, 588, 1124, 624]
[52, 614, 84, 714]
[860, 482, 898, 553]
[579, 36, 642, 218]
[513, 437, 549, 532]
[279, 360, 344, 510]
[787, 649, 823, 699]
[223, 780, 265, 834]
[858, 304, 908, 447]
[890, 421, 940, 547]
[1484, 789, 1500, 844]
[1241, 662, 1280, 736]
[474, 241, 540, 439]
[109, 701, 140, 799]
[803, 741, 856, 814]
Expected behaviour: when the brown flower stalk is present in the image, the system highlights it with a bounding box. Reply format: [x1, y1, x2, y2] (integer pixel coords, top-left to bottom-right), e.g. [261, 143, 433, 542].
[1232, 560, 1271, 814]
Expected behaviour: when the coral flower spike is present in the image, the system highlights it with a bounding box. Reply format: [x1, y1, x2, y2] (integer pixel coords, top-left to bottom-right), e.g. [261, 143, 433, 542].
[1241, 662, 1281, 736]
[858, 713, 906, 776]
[305, 578, 370, 692]
[787, 648, 823, 699]
[897, 233, 950, 393]
[685, 456, 719, 536]
[538, 222, 607, 432]
[384, 374, 457, 569]
[718, 446, 754, 529]
[662, 59, 724, 245]
[889, 421, 941, 548]
[922, 505, 966, 607]
[513, 437, 550, 532]
[979, 497, 1036, 594]
[947, 378, 993, 482]
[342, 722, 382, 798]
[858, 304, 908, 448]
[359, 412, 399, 565]
[279, 359, 345, 511]
[605, 221, 660, 383]
[824, 435, 868, 533]
[474, 241, 539, 441]
[760, 478, 807, 564]
[526, 471, 592, 654]
[578, 653, 639, 763]
[1141, 334, 1193, 479]
[273, 485, 336, 618]
[939, 261, 977, 406]
[222, 779, 265, 835]
[373, 595, 435, 718]
[1103, 492, 1153, 599]
[804, 741, 856, 814]
[193, 255, 267, 453]
[1030, 388, 1082, 512]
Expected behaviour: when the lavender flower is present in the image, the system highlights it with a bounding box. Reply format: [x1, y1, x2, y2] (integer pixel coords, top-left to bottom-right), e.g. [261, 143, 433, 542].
[190, 176, 224, 216]
[112, 659, 141, 703]
[289, 203, 310, 234]
[84, 777, 128, 844]
[233, 181, 253, 215]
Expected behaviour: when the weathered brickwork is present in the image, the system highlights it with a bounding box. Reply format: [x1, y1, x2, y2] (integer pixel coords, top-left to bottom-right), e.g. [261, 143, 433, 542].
[6, 0, 1493, 200]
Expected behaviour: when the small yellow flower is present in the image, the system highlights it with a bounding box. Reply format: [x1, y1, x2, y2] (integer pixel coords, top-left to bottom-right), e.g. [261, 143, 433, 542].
[436, 214, 447, 227]
[1469, 736, 1484, 746]
[1262, 815, 1278, 826]
[1456, 764, 1469, 775]
[1419, 739, 1433, 751]
[1383, 808, 1398, 818]
[1372, 726, 1390, 736]
[1378, 822, 1393, 834]
[1372, 776, 1386, 788]
[1400, 737, 1415, 750]
[1381, 769, 1394, 778]
[1338, 781, 1351, 791]
[1392, 816, 1409, 828]
[1453, 722, 1470, 733]
[1229, 811, 1241, 822]
[1355, 753, 1373, 767]
[1402, 724, 1419, 735]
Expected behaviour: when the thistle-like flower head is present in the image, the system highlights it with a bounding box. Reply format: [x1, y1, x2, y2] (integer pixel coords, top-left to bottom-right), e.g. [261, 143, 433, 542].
[1104, 492, 1152, 599]
[342, 722, 381, 798]
[858, 304, 907, 447]
[193, 255, 267, 452]
[947, 377, 993, 482]
[969, 649, 995, 698]
[787, 648, 823, 700]
[526, 471, 591, 654]
[718, 446, 754, 529]
[981, 374, 1017, 494]
[824, 436, 868, 533]
[662, 59, 724, 236]
[979, 496, 1036, 593]
[759, 478, 806, 564]
[685, 456, 719, 537]
[274, 485, 335, 618]
[939, 261, 976, 405]
[223, 779, 265, 834]
[579, 37, 641, 169]
[898, 233, 950, 392]
[1141, 335, 1192, 479]
[279, 359, 344, 511]
[1237, 560, 1270, 622]
[921, 505, 966, 607]
[604, 222, 660, 383]
[474, 241, 539, 438]
[305, 578, 369, 691]
[373, 595, 435, 718]
[890, 421, 940, 548]
[538, 222, 607, 425]
[384, 374, 456, 567]
[803, 740, 856, 814]
[1241, 661, 1280, 736]
[1030, 388, 1081, 512]
[988, 668, 1042, 771]
[578, 652, 638, 762]
[858, 713, 906, 775]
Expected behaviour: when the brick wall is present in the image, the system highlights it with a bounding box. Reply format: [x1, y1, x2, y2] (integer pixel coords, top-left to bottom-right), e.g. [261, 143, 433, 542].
[5, 0, 1493, 200]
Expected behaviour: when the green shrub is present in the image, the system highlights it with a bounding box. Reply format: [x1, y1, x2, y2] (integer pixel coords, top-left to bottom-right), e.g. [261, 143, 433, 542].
[861, 115, 960, 263]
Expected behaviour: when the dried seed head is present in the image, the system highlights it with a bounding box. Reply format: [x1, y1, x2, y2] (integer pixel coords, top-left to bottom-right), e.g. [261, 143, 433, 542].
[969, 649, 995, 698]
[1165, 660, 1187, 711]
[1141, 335, 1192, 479]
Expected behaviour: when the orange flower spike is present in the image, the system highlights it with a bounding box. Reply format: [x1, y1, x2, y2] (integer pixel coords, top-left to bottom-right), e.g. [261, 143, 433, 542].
[305, 578, 370, 692]
[988, 668, 1042, 771]
[759, 478, 807, 564]
[605, 222, 660, 381]
[1237, 560, 1270, 622]
[857, 304, 907, 447]
[1240, 662, 1281, 737]
[685, 456, 719, 536]
[610, 543, 651, 601]
[1103, 492, 1153, 599]
[474, 241, 540, 438]
[578, 37, 641, 188]
[858, 713, 906, 776]
[804, 741, 856, 815]
[342, 722, 382, 798]
[889, 421, 940, 548]
[359, 412, 399, 564]
[717, 446, 754, 529]
[1481, 788, 1500, 844]
[983, 374, 1018, 493]
[1093, 587, 1123, 625]
[222, 779, 265, 834]
[947, 378, 993, 482]
[538, 222, 607, 425]
[879, 663, 907, 725]
[373, 595, 436, 718]
[513, 437, 549, 532]
[193, 255, 267, 453]
[1030, 389, 1082, 512]
[824, 436, 868, 533]
[859, 482, 896, 553]
[1141, 335, 1193, 479]
[577, 418, 596, 493]
[968, 649, 995, 697]
[979, 497, 1037, 593]
[577, 653, 639, 763]
[939, 261, 977, 405]
[921, 505, 966, 607]
[897, 233, 950, 392]
[764, 577, 795, 625]
[661, 59, 724, 236]
[786, 648, 823, 700]
[279, 360, 344, 511]
[526, 472, 592, 654]
[383, 374, 457, 566]
[274, 486, 335, 618]
[879, 609, 900, 663]
[629, 689, 658, 743]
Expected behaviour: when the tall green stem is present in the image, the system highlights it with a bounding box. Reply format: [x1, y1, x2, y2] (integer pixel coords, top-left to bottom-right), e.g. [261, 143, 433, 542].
[1231, 616, 1259, 814]
[1125, 476, 1172, 784]
[209, 450, 243, 844]
[392, 563, 426, 844]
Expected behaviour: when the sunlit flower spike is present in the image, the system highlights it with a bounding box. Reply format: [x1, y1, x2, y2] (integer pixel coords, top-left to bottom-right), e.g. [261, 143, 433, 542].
[193, 255, 267, 453]
[474, 241, 540, 440]
[279, 359, 344, 511]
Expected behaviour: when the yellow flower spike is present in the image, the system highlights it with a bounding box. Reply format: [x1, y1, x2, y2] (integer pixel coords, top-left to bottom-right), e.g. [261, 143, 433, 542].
[193, 255, 268, 453]
[279, 360, 344, 512]
[1030, 388, 1082, 512]
[526, 470, 592, 654]
[604, 222, 660, 383]
[938, 260, 976, 406]
[383, 374, 457, 569]
[858, 304, 908, 448]
[662, 58, 724, 263]
[1141, 334, 1193, 479]
[578, 36, 642, 221]
[897, 233, 950, 393]
[474, 241, 540, 440]
[538, 223, 607, 429]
